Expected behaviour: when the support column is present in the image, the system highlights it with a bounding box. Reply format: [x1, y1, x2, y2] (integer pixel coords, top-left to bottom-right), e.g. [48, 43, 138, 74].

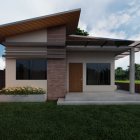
[47, 25, 67, 100]
[129, 47, 135, 94]
[47, 59, 66, 100]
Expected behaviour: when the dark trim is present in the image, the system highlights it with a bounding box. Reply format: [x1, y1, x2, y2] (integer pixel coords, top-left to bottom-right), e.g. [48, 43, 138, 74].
[67, 35, 135, 43]
[2, 42, 48, 47]
[3, 42, 66, 47]
[66, 40, 134, 47]
[135, 43, 140, 47]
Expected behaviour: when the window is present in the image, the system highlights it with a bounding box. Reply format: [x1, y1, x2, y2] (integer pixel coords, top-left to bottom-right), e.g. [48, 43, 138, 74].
[16, 59, 47, 80]
[86, 63, 110, 85]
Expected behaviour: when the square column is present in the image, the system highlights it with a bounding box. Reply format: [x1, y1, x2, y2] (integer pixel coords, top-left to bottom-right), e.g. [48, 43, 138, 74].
[129, 47, 135, 94]
[47, 59, 67, 100]
[47, 25, 67, 100]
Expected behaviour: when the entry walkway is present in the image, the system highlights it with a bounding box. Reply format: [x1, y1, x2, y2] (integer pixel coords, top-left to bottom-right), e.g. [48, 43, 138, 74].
[57, 90, 140, 105]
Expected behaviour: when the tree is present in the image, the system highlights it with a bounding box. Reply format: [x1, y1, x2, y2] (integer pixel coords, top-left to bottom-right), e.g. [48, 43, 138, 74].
[135, 64, 140, 80]
[75, 28, 89, 36]
[115, 64, 140, 80]
[115, 67, 127, 80]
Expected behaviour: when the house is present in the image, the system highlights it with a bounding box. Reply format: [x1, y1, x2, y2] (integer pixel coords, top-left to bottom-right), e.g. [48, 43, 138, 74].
[0, 9, 139, 101]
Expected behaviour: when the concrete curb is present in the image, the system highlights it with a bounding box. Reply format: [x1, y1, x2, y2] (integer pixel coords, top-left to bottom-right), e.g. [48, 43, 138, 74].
[0, 94, 47, 102]
[57, 98, 140, 105]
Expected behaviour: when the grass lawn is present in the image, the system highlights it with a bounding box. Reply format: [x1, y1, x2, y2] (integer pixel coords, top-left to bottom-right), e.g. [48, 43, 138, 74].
[116, 80, 140, 84]
[0, 102, 140, 140]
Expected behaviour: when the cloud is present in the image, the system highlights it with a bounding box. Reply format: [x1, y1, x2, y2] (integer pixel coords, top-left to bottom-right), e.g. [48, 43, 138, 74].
[115, 56, 129, 70]
[95, 13, 130, 31]
[90, 29, 126, 39]
[129, 33, 140, 40]
[115, 51, 140, 69]
[0, 57, 5, 70]
[88, 12, 131, 39]
[85, 0, 140, 40]
[0, 0, 114, 24]
[0, 0, 140, 69]
[88, 3, 134, 39]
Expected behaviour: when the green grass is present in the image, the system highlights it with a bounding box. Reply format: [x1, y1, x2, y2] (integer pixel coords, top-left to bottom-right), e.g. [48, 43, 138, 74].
[116, 80, 140, 84]
[0, 102, 140, 140]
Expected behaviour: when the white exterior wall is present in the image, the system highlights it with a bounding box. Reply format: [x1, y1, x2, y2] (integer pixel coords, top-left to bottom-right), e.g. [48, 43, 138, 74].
[5, 29, 47, 42]
[67, 51, 117, 92]
[6, 58, 47, 91]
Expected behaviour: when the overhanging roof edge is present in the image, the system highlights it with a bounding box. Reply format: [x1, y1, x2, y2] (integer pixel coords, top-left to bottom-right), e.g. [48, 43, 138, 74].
[0, 8, 81, 28]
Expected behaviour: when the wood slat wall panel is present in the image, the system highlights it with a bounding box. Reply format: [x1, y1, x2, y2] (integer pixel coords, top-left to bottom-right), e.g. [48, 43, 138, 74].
[47, 25, 66, 59]
[47, 26, 66, 46]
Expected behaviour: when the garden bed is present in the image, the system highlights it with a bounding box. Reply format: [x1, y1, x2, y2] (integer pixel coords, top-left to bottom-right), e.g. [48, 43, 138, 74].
[0, 86, 47, 102]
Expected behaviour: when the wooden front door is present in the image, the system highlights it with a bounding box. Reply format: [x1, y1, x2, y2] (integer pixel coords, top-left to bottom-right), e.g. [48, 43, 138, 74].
[69, 63, 83, 92]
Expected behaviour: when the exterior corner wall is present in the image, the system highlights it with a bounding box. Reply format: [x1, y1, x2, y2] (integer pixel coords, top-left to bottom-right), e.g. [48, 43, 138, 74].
[47, 59, 67, 100]
[5, 58, 47, 91]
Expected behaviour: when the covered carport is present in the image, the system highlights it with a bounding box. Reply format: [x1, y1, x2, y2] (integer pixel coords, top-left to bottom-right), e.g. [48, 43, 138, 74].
[66, 35, 140, 94]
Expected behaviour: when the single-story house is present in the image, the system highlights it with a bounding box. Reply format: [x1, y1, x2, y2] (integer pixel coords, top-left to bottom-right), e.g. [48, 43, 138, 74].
[0, 9, 139, 100]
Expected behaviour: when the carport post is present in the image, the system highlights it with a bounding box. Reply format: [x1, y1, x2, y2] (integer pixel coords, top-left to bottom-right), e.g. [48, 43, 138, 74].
[129, 47, 135, 94]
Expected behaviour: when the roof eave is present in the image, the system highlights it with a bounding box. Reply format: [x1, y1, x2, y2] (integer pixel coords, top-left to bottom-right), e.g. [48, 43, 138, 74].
[0, 9, 81, 42]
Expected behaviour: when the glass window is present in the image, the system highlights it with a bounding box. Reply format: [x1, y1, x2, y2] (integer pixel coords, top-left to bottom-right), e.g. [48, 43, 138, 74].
[16, 60, 30, 80]
[31, 60, 47, 80]
[16, 59, 47, 80]
[86, 63, 110, 85]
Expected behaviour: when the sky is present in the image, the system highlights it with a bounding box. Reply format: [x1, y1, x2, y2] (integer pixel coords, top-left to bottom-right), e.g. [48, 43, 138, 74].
[0, 0, 140, 70]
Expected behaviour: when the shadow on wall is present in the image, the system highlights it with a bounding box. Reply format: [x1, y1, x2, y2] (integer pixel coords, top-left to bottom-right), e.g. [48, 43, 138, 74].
[0, 70, 5, 89]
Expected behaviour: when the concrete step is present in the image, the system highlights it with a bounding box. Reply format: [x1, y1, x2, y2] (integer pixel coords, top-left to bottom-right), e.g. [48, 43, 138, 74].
[57, 98, 140, 105]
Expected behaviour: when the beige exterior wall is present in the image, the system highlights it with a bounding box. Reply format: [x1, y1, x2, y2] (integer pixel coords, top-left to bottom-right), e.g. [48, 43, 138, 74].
[5, 58, 47, 92]
[5, 29, 47, 42]
[5, 50, 116, 94]
[67, 51, 117, 92]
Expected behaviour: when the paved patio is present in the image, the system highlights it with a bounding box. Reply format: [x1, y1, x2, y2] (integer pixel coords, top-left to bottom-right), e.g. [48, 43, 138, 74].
[57, 90, 140, 105]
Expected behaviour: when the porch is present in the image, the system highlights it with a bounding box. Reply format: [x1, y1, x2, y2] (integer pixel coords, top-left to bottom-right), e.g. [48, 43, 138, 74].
[57, 90, 140, 105]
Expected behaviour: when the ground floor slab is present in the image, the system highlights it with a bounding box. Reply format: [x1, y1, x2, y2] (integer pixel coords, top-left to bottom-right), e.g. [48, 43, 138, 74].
[57, 90, 140, 105]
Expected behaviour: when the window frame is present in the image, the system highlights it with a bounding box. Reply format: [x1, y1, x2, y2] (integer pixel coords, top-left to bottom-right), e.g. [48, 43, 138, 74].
[86, 63, 111, 85]
[16, 59, 47, 80]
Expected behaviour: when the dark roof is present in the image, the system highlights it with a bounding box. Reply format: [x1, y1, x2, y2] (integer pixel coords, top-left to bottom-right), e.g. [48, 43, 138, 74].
[0, 9, 81, 42]
[66, 35, 134, 46]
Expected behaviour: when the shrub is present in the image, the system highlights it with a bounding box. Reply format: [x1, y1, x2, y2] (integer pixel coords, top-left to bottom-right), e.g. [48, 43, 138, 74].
[0, 86, 45, 95]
